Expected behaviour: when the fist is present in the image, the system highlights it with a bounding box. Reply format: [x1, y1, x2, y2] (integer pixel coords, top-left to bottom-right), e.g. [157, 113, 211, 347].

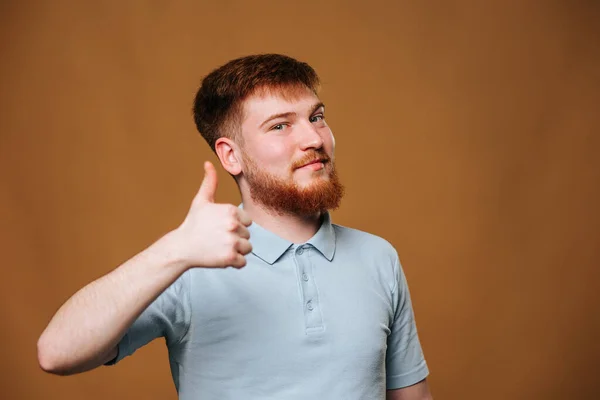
[174, 161, 253, 269]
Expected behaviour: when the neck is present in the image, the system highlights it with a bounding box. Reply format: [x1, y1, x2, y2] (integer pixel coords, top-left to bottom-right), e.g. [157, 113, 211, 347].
[241, 194, 323, 244]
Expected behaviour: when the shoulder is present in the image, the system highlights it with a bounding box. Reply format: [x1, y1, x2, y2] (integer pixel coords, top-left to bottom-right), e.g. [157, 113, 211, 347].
[332, 223, 403, 294]
[333, 223, 399, 262]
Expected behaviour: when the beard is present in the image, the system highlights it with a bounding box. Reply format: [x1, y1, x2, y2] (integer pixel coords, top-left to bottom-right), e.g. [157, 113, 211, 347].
[241, 150, 345, 216]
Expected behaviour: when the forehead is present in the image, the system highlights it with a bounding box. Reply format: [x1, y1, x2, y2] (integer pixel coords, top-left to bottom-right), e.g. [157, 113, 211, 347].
[241, 85, 322, 124]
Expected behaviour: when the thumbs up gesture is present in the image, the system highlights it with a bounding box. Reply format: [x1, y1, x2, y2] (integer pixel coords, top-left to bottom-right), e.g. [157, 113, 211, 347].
[174, 161, 253, 269]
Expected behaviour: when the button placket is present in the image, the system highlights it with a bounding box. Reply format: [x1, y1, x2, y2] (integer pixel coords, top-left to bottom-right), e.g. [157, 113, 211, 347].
[293, 245, 323, 333]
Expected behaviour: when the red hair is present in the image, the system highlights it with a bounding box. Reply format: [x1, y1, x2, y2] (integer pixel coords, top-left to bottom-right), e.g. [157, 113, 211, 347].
[193, 54, 321, 151]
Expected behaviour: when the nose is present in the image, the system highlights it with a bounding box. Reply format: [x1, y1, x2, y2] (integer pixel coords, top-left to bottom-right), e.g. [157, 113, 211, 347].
[298, 121, 324, 151]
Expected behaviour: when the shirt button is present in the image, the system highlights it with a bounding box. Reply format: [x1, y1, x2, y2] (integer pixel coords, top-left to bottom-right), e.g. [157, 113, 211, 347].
[307, 300, 314, 311]
[297, 247, 304, 255]
[302, 273, 309, 281]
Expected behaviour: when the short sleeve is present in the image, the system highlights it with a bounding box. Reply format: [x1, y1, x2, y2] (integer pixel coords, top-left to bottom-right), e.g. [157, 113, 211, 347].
[105, 269, 192, 365]
[385, 254, 429, 389]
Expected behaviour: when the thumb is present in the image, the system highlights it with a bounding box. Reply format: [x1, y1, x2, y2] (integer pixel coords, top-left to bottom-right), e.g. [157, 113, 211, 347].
[196, 161, 218, 204]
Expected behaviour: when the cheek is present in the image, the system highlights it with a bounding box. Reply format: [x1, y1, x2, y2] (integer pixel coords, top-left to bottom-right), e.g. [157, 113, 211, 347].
[253, 139, 293, 169]
[322, 128, 335, 153]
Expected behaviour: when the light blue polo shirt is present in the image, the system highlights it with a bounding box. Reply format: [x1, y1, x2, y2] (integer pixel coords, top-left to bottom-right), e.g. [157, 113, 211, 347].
[108, 209, 429, 399]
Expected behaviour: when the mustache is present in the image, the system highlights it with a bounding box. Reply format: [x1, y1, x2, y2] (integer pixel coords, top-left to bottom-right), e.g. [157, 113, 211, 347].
[292, 151, 331, 169]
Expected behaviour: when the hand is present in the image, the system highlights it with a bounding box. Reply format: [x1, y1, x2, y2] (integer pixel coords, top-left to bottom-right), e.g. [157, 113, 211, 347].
[173, 161, 253, 269]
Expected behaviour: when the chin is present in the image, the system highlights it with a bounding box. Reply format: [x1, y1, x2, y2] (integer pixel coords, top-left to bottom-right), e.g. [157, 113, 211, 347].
[297, 175, 328, 186]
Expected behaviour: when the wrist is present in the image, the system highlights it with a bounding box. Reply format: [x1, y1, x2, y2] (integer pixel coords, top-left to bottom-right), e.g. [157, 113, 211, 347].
[151, 229, 191, 273]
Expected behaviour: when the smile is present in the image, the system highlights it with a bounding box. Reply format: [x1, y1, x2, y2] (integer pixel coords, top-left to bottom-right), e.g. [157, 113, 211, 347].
[299, 160, 326, 171]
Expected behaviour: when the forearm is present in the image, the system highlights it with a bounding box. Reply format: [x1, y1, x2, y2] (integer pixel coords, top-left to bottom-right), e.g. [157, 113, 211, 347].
[37, 230, 188, 375]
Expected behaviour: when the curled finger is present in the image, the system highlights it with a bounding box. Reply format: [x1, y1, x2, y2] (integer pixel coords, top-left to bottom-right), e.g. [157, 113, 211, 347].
[235, 238, 253, 256]
[236, 208, 253, 227]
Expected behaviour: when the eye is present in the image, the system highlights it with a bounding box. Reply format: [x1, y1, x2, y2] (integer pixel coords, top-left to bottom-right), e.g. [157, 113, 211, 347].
[310, 114, 325, 123]
[271, 123, 287, 131]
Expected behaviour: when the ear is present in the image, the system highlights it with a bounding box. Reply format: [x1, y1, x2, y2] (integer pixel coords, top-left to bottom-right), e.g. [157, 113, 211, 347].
[215, 137, 243, 176]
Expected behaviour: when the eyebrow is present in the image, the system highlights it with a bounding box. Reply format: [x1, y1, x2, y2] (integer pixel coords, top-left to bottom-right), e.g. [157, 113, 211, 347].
[259, 102, 325, 129]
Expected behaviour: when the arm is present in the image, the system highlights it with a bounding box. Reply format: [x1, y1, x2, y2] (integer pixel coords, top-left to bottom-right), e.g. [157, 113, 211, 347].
[385, 253, 430, 394]
[37, 233, 189, 375]
[387, 379, 433, 400]
[37, 161, 252, 375]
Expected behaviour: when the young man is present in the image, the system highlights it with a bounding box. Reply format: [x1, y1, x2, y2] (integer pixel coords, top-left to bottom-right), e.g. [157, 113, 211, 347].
[38, 54, 432, 399]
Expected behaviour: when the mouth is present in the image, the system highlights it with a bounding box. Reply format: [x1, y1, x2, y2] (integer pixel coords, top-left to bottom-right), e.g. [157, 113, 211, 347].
[297, 159, 327, 170]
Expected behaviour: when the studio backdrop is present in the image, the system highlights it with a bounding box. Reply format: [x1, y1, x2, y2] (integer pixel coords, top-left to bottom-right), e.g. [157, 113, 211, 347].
[1, 1, 599, 399]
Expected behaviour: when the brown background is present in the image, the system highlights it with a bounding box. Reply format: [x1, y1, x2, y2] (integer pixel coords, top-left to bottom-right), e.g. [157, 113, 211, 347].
[1, 1, 599, 399]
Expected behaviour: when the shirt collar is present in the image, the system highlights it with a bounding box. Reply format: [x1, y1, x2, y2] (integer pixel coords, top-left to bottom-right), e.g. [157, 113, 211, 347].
[241, 204, 337, 265]
[306, 211, 336, 261]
